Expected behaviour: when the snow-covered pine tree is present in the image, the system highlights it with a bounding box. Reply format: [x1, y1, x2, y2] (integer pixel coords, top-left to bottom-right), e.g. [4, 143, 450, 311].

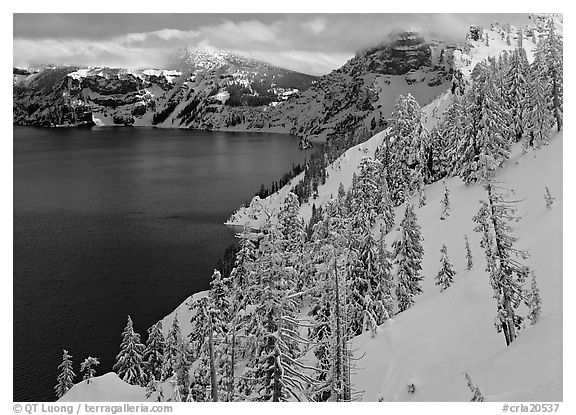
[278, 192, 306, 290]
[243, 223, 319, 401]
[113, 315, 146, 386]
[145, 377, 164, 401]
[523, 66, 554, 150]
[418, 176, 427, 208]
[209, 269, 230, 323]
[379, 94, 423, 204]
[506, 48, 530, 142]
[473, 182, 530, 346]
[464, 372, 485, 402]
[435, 244, 455, 291]
[393, 203, 425, 312]
[54, 349, 75, 398]
[544, 187, 555, 210]
[440, 179, 451, 220]
[307, 198, 354, 401]
[526, 270, 542, 325]
[228, 228, 257, 310]
[143, 322, 165, 382]
[188, 297, 222, 402]
[459, 64, 512, 184]
[439, 95, 466, 175]
[80, 356, 100, 384]
[377, 164, 395, 233]
[465, 234, 474, 270]
[538, 18, 563, 132]
[162, 315, 191, 385]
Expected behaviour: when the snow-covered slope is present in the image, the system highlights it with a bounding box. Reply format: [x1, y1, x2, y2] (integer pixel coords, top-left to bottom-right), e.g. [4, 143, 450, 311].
[60, 373, 148, 402]
[352, 132, 562, 402]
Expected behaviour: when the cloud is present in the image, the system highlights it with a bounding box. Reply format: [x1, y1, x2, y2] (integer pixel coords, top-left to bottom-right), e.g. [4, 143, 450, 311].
[13, 14, 531, 74]
[302, 17, 327, 35]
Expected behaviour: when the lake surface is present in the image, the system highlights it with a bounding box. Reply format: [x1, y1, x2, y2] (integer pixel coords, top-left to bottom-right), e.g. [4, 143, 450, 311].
[13, 126, 313, 401]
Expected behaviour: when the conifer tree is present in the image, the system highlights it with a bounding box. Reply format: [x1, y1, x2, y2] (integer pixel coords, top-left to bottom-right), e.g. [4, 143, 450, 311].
[143, 322, 165, 382]
[458, 64, 512, 183]
[55, 349, 75, 398]
[526, 271, 542, 325]
[464, 373, 485, 402]
[243, 224, 319, 401]
[393, 204, 424, 312]
[539, 19, 563, 132]
[506, 48, 530, 142]
[380, 94, 423, 204]
[163, 315, 191, 385]
[113, 316, 146, 386]
[435, 244, 455, 291]
[465, 234, 474, 270]
[544, 187, 555, 210]
[523, 67, 554, 149]
[473, 183, 530, 346]
[229, 229, 257, 309]
[440, 179, 451, 220]
[418, 183, 427, 208]
[377, 165, 395, 233]
[80, 357, 100, 384]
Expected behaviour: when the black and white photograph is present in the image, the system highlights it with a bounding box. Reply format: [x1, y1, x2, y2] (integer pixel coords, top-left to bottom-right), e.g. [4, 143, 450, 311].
[9, 4, 565, 407]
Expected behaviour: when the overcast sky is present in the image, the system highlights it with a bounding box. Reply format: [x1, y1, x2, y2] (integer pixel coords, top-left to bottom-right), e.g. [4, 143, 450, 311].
[13, 13, 532, 75]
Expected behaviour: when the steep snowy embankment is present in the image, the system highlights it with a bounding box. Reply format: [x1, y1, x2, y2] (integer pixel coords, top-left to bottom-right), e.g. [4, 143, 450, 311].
[352, 132, 562, 402]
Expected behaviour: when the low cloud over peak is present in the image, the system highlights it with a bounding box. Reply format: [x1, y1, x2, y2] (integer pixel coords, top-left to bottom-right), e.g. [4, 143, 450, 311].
[13, 13, 530, 75]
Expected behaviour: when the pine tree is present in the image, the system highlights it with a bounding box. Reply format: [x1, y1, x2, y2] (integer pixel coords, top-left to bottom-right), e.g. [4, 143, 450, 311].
[523, 67, 554, 149]
[113, 316, 146, 386]
[440, 179, 451, 220]
[464, 372, 485, 402]
[539, 19, 563, 132]
[80, 357, 100, 384]
[393, 204, 424, 312]
[526, 271, 542, 325]
[473, 183, 530, 346]
[465, 234, 474, 270]
[379, 94, 423, 204]
[189, 297, 222, 402]
[506, 48, 530, 142]
[435, 244, 455, 291]
[243, 225, 319, 401]
[162, 315, 183, 381]
[439, 95, 466, 175]
[55, 350, 75, 398]
[458, 64, 512, 184]
[377, 165, 395, 232]
[418, 184, 427, 208]
[228, 229, 257, 309]
[544, 187, 555, 210]
[143, 322, 165, 382]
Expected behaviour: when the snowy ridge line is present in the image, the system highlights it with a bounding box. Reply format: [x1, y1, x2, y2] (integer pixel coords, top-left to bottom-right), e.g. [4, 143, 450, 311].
[223, 16, 553, 231]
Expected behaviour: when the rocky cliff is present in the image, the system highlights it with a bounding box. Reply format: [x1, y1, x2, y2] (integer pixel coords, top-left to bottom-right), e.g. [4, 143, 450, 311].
[13, 32, 456, 144]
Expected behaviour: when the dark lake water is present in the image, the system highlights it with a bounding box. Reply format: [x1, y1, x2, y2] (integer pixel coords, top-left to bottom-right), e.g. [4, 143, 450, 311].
[13, 126, 313, 401]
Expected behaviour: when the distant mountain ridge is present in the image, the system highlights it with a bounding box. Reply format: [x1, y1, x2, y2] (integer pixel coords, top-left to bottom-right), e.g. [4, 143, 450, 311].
[13, 30, 455, 146]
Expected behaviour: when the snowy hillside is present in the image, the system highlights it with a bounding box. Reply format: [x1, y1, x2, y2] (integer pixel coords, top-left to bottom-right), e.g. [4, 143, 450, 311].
[352, 132, 562, 402]
[59, 129, 562, 402]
